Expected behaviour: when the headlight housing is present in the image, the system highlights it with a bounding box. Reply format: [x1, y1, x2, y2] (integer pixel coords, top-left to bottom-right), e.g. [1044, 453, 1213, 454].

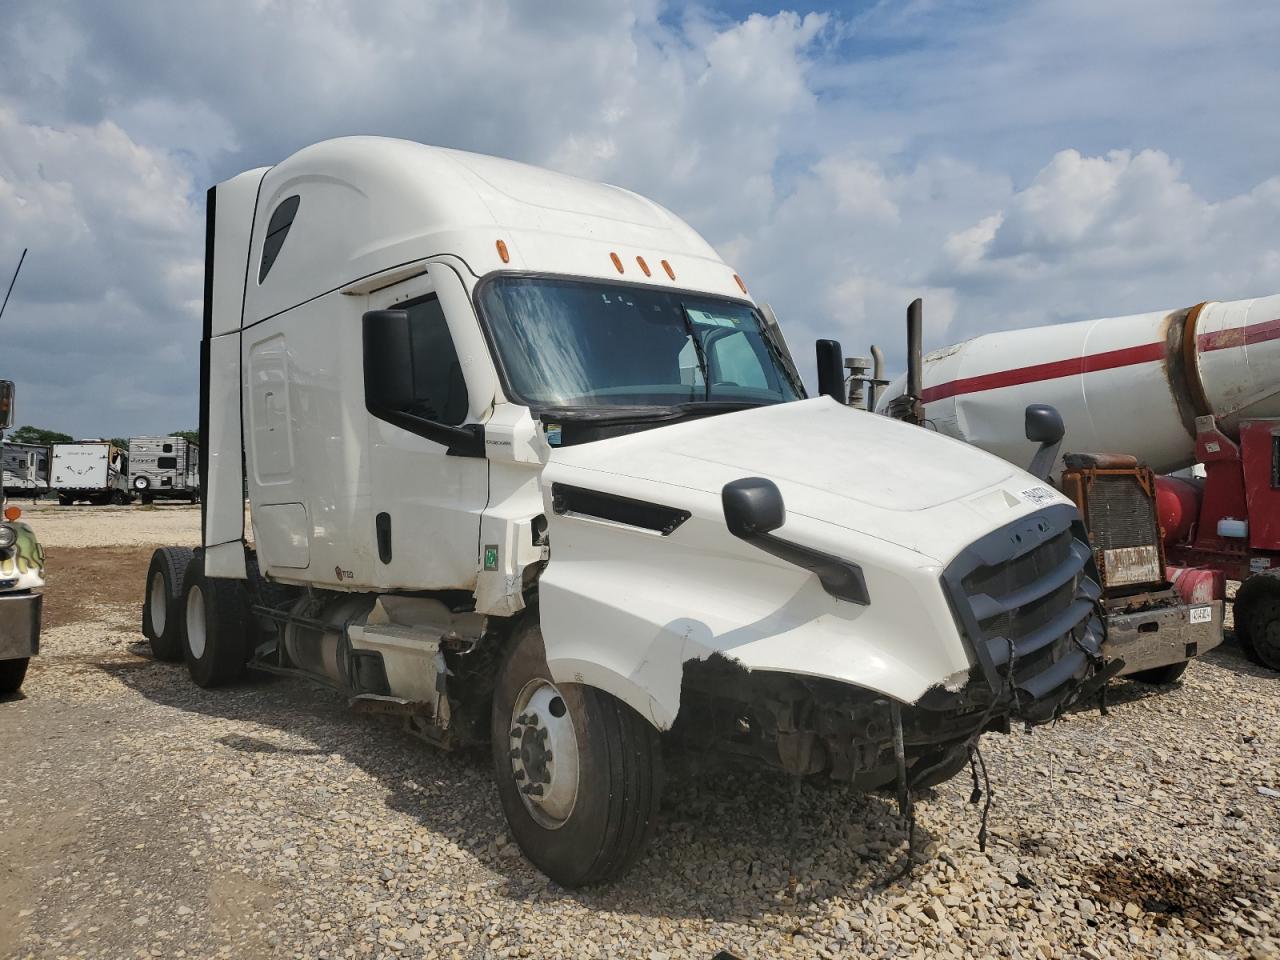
[0, 523, 16, 549]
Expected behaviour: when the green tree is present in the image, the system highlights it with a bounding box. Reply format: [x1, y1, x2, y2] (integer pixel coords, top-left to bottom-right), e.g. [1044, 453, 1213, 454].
[8, 425, 72, 445]
[109, 438, 128, 450]
[170, 429, 199, 445]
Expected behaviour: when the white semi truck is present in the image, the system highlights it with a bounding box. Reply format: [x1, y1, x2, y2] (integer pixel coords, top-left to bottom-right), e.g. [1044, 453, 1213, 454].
[51, 441, 131, 505]
[143, 138, 1109, 886]
[0, 381, 45, 695]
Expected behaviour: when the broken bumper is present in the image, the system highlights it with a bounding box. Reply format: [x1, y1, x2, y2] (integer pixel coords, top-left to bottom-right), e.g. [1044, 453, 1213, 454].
[0, 591, 41, 660]
[1104, 599, 1223, 676]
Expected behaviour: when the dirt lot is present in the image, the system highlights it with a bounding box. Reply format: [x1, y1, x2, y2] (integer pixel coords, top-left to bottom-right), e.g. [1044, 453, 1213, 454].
[2, 503, 1278, 959]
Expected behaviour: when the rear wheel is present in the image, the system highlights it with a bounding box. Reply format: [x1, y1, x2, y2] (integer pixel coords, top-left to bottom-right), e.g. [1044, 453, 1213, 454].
[1233, 572, 1280, 671]
[57, 494, 72, 506]
[490, 621, 663, 887]
[1130, 660, 1189, 685]
[0, 658, 28, 694]
[181, 554, 252, 687]
[142, 547, 195, 661]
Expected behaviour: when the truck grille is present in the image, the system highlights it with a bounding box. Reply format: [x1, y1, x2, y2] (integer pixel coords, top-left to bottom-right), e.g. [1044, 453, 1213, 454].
[942, 504, 1102, 717]
[1084, 475, 1163, 588]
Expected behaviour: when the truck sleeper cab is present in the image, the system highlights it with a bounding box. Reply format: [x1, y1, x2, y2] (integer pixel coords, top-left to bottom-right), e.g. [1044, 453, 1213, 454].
[145, 138, 1105, 887]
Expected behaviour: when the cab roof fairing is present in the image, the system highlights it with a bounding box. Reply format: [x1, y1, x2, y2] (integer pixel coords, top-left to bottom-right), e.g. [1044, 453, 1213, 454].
[225, 137, 747, 329]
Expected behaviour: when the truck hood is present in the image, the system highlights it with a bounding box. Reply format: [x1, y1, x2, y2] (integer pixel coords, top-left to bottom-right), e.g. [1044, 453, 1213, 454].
[544, 396, 1063, 564]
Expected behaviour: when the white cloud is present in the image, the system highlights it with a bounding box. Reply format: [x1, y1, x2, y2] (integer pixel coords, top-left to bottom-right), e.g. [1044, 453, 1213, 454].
[0, 0, 1278, 435]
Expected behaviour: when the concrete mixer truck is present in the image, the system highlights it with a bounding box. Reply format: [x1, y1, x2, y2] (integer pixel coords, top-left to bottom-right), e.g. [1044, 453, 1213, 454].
[877, 294, 1280, 674]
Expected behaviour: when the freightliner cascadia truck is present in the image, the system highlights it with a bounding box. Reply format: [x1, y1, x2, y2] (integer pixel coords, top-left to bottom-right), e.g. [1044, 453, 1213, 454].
[144, 138, 1109, 886]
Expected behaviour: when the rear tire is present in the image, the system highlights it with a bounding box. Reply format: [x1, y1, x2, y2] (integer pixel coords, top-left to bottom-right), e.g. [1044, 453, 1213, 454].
[0, 658, 28, 694]
[181, 553, 252, 688]
[142, 547, 195, 661]
[1130, 660, 1189, 685]
[57, 494, 72, 506]
[1233, 573, 1280, 671]
[490, 620, 663, 887]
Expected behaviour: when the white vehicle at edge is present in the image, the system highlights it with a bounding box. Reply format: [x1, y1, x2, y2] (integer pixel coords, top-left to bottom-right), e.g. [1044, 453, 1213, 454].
[143, 138, 1105, 887]
[0, 381, 44, 695]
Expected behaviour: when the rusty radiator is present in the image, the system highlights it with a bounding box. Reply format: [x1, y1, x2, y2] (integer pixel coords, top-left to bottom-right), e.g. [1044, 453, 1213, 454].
[1061, 457, 1165, 592]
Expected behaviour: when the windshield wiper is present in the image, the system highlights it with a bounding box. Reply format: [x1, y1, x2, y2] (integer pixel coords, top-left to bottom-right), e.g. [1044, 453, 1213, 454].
[678, 305, 712, 401]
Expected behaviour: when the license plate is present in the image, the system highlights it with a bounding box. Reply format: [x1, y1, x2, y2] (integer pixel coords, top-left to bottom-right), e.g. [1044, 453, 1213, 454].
[1189, 605, 1213, 624]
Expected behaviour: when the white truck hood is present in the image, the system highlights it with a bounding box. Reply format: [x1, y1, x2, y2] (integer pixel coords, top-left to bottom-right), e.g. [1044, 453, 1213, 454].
[544, 396, 1056, 564]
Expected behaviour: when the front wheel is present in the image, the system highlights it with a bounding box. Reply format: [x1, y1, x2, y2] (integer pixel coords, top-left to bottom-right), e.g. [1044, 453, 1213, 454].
[181, 554, 252, 688]
[0, 657, 28, 694]
[490, 621, 663, 887]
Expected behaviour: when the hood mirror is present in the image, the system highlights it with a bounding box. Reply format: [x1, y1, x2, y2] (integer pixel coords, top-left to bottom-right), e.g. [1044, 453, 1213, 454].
[0, 380, 13, 430]
[1024, 404, 1065, 481]
[722, 476, 785, 540]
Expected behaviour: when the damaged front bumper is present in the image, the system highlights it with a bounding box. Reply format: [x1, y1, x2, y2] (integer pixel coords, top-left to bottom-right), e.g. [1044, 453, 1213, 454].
[1103, 595, 1224, 676]
[672, 505, 1108, 788]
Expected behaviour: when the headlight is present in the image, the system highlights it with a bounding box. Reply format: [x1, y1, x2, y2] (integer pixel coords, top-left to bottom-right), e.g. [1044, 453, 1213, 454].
[0, 524, 16, 549]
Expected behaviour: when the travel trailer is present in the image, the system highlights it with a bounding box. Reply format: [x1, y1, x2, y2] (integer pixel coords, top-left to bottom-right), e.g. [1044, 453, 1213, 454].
[128, 436, 199, 503]
[143, 138, 1109, 886]
[51, 441, 131, 505]
[0, 381, 44, 695]
[1, 440, 50, 497]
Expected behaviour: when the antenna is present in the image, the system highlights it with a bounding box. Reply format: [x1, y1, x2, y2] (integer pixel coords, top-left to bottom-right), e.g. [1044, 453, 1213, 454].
[0, 248, 27, 325]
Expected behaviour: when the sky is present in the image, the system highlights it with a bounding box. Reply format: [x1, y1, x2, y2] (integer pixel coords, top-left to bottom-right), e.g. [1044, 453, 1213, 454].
[1, 0, 1278, 438]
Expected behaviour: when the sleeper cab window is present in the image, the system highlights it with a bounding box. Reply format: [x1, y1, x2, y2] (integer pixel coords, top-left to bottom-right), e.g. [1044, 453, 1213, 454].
[258, 195, 301, 283]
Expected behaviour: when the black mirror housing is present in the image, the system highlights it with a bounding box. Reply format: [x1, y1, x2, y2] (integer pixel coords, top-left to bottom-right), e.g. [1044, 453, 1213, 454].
[722, 477, 785, 540]
[815, 339, 847, 404]
[1025, 404, 1065, 445]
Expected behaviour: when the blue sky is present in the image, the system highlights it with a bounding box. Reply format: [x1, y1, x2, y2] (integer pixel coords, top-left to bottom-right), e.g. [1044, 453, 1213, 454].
[1, 0, 1278, 436]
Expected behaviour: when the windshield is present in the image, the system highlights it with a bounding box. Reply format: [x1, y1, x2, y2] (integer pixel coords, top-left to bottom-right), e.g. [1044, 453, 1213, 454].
[478, 276, 804, 410]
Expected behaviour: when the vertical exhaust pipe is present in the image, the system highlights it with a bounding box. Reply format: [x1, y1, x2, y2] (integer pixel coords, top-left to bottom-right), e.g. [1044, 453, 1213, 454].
[906, 298, 923, 404]
[868, 344, 885, 411]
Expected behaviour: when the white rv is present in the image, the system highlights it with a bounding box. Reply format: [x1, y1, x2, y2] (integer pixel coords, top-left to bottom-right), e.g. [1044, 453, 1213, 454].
[143, 138, 1108, 886]
[51, 441, 131, 505]
[128, 436, 199, 503]
[1, 441, 50, 497]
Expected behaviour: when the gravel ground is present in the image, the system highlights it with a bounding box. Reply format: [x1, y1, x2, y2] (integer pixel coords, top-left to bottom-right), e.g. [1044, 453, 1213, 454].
[2, 505, 1279, 959]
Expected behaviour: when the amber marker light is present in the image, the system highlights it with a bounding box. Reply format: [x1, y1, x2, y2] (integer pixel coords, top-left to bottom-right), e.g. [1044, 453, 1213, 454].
[661, 259, 675, 280]
[734, 274, 748, 294]
[496, 239, 510, 263]
[610, 252, 625, 273]
[636, 256, 651, 277]
[3, 506, 20, 521]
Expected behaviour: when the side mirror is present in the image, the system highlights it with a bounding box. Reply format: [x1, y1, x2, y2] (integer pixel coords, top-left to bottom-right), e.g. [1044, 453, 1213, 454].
[361, 310, 483, 456]
[1025, 403, 1065, 481]
[0, 380, 12, 430]
[722, 476, 786, 540]
[815, 339, 847, 404]
[722, 476, 869, 605]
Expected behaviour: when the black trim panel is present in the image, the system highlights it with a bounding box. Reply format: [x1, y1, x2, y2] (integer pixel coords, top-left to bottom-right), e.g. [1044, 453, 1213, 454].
[551, 483, 690, 536]
[198, 185, 216, 543]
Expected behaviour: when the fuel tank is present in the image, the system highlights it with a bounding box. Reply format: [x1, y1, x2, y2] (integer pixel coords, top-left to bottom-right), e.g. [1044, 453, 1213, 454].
[878, 294, 1280, 474]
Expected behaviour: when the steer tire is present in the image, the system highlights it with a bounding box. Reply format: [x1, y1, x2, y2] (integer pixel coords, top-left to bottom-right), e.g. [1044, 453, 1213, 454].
[142, 546, 195, 662]
[0, 658, 28, 695]
[490, 620, 663, 888]
[1129, 660, 1190, 685]
[181, 553, 252, 688]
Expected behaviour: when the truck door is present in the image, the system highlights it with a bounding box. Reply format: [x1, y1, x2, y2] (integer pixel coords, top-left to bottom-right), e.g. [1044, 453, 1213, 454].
[363, 267, 489, 591]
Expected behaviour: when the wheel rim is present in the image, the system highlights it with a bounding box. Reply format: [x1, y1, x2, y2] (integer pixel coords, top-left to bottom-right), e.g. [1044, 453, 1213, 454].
[186, 584, 207, 660]
[508, 679, 580, 829]
[149, 570, 167, 635]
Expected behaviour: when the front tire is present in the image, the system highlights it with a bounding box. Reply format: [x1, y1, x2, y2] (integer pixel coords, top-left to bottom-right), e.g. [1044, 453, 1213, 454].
[181, 554, 252, 688]
[490, 621, 663, 887]
[0, 658, 28, 694]
[142, 547, 195, 661]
